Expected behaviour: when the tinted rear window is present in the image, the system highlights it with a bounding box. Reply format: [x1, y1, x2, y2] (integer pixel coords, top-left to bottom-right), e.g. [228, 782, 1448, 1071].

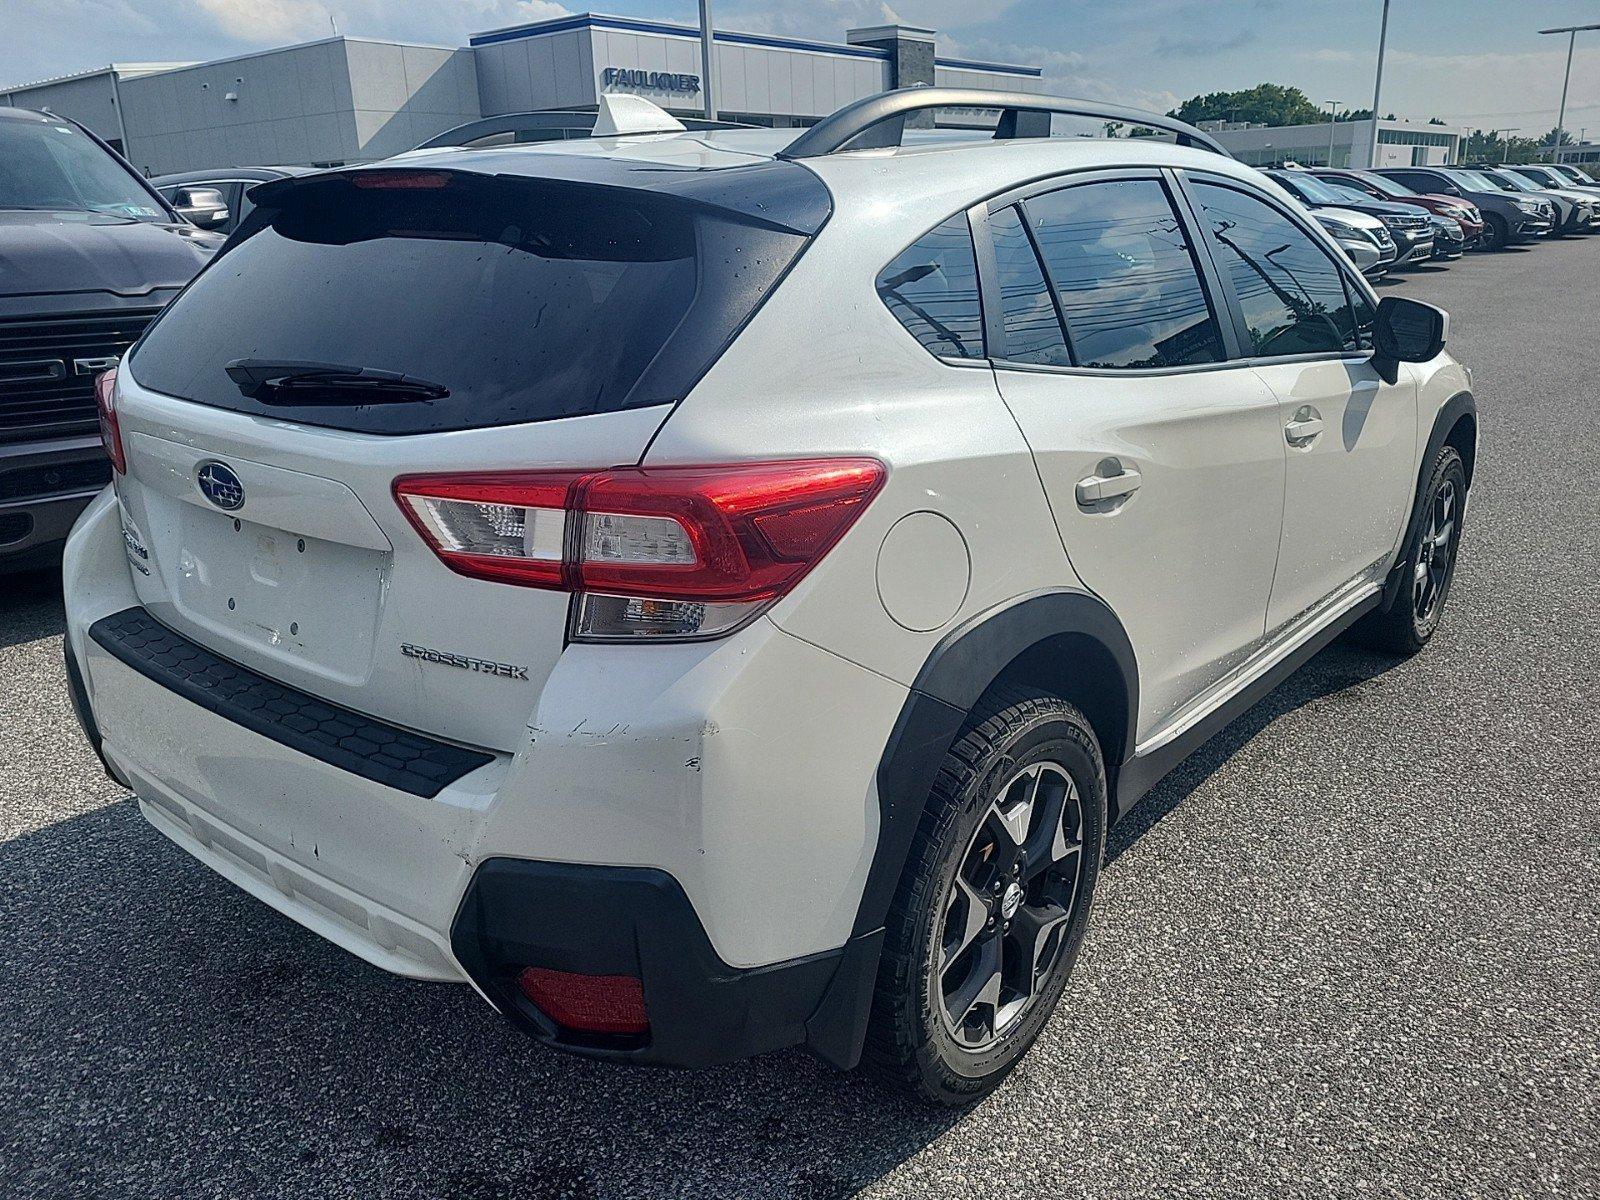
[129, 166, 826, 434]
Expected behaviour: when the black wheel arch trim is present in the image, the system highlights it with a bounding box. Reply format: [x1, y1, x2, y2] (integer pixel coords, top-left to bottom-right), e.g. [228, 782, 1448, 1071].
[805, 589, 1139, 1069]
[1382, 389, 1476, 613]
[861, 588, 1138, 929]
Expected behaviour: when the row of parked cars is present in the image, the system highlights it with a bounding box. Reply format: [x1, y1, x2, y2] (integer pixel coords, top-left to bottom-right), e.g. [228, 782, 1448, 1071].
[1263, 161, 1600, 278]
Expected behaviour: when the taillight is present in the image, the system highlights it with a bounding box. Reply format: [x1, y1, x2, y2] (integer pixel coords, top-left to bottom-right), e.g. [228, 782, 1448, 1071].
[394, 459, 886, 641]
[94, 368, 125, 474]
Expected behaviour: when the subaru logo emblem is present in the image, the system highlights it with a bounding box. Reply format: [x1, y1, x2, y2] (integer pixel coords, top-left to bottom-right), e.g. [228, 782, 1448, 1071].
[196, 461, 245, 511]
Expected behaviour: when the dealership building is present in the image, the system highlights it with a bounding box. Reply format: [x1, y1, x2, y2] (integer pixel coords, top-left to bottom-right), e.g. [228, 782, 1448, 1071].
[0, 13, 1042, 176]
[1204, 116, 1465, 170]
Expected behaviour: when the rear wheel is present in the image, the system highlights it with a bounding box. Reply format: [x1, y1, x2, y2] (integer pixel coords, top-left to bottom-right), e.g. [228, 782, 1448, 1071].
[864, 687, 1106, 1105]
[1358, 445, 1466, 656]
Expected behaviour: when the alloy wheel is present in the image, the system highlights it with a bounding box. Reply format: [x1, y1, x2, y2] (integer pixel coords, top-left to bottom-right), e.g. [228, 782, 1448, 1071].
[1413, 477, 1458, 625]
[936, 761, 1084, 1050]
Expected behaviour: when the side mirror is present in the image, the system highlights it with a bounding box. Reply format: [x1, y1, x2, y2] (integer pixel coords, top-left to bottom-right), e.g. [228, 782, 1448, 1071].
[173, 186, 230, 229]
[1373, 295, 1448, 364]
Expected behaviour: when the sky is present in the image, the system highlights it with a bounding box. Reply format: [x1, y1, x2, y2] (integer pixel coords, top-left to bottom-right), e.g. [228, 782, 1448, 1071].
[4, 0, 1600, 138]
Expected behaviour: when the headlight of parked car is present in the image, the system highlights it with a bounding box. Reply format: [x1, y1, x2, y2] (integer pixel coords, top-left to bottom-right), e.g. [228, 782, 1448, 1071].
[1317, 216, 1364, 239]
[1514, 198, 1542, 214]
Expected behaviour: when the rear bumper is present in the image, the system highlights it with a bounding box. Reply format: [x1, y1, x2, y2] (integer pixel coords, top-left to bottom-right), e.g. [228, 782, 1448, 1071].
[63, 487, 901, 1067]
[0, 435, 110, 569]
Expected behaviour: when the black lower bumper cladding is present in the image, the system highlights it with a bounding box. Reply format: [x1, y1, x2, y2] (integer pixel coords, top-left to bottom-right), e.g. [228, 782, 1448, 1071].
[450, 859, 880, 1070]
[87, 607, 492, 798]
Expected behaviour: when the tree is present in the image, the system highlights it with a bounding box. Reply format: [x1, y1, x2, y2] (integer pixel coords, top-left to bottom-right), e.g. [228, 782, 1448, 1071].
[1463, 129, 1557, 164]
[1170, 84, 1324, 128]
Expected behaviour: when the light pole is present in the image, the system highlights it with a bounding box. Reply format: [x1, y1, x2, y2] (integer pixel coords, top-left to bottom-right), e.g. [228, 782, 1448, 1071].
[1539, 24, 1600, 162]
[1325, 98, 1341, 166]
[699, 0, 718, 121]
[1367, 0, 1391, 168]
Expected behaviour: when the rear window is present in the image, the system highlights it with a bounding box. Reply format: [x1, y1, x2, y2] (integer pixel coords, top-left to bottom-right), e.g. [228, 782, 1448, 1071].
[129, 165, 827, 434]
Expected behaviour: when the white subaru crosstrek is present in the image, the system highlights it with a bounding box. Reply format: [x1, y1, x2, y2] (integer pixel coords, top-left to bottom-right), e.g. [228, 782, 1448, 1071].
[63, 89, 1476, 1104]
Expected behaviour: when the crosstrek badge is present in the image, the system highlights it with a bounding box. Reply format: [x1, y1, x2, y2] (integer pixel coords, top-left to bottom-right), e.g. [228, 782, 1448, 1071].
[400, 642, 529, 680]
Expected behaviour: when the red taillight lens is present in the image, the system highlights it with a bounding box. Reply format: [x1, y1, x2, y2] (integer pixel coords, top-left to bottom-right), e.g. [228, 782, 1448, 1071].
[516, 967, 649, 1036]
[393, 459, 885, 640]
[94, 368, 125, 474]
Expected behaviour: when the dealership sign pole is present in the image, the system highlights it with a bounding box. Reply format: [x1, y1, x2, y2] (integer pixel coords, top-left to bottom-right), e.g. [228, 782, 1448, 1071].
[700, 0, 718, 121]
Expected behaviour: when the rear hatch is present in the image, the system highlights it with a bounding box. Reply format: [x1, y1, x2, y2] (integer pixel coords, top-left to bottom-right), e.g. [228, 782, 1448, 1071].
[112, 155, 829, 754]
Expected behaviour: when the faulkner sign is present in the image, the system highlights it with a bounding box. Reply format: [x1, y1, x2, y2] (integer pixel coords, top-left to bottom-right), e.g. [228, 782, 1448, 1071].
[602, 67, 701, 94]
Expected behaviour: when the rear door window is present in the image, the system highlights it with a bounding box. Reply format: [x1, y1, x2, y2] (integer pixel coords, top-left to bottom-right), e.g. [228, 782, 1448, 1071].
[876, 215, 984, 359]
[129, 166, 826, 434]
[1024, 178, 1226, 370]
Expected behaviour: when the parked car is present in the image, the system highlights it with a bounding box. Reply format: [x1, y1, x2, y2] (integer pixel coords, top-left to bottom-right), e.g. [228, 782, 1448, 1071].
[0, 107, 221, 572]
[1310, 168, 1485, 247]
[150, 165, 315, 236]
[63, 89, 1476, 1105]
[1265, 169, 1435, 267]
[1477, 166, 1600, 234]
[1310, 207, 1398, 276]
[1426, 214, 1467, 260]
[1503, 163, 1600, 197]
[1547, 162, 1598, 187]
[1374, 166, 1554, 250]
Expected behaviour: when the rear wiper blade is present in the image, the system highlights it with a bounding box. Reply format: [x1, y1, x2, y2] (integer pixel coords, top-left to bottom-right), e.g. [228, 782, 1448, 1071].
[225, 358, 450, 403]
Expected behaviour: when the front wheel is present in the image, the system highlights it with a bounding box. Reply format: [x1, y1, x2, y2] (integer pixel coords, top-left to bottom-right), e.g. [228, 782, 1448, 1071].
[1479, 214, 1508, 251]
[863, 687, 1106, 1105]
[1357, 445, 1467, 656]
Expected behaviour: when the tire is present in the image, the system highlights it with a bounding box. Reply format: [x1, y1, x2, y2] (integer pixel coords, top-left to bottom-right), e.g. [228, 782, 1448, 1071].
[1357, 444, 1467, 656]
[1480, 214, 1508, 252]
[863, 686, 1107, 1105]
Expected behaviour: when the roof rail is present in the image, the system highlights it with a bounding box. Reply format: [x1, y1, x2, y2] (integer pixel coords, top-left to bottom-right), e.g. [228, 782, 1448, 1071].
[778, 87, 1233, 160]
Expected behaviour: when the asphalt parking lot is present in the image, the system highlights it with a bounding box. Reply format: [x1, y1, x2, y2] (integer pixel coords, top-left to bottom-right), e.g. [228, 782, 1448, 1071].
[3, 236, 1597, 1200]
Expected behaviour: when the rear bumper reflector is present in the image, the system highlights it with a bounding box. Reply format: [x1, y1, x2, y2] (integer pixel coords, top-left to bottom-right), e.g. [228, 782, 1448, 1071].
[88, 607, 493, 798]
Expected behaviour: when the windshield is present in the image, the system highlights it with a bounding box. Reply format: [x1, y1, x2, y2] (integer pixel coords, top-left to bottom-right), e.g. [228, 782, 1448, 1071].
[1275, 173, 1346, 204]
[1554, 164, 1595, 183]
[0, 117, 166, 221]
[1484, 169, 1538, 193]
[1324, 181, 1379, 206]
[1354, 173, 1419, 198]
[1441, 169, 1500, 193]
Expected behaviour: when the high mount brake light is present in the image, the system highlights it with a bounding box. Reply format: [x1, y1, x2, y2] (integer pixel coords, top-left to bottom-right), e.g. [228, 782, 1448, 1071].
[393, 459, 886, 641]
[351, 170, 451, 189]
[94, 368, 124, 475]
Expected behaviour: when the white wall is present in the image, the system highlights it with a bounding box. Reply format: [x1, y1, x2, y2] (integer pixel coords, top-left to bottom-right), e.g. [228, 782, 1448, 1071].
[0, 73, 123, 145]
[116, 38, 478, 175]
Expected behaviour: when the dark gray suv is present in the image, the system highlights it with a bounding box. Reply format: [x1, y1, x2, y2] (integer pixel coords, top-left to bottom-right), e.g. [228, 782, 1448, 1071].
[1377, 166, 1554, 251]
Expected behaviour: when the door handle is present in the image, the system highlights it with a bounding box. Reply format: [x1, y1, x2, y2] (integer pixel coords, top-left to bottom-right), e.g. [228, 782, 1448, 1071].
[1075, 460, 1143, 506]
[1285, 406, 1324, 446]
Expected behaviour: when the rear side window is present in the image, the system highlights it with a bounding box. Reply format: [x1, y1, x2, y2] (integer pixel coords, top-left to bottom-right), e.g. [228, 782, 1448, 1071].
[1190, 181, 1359, 357]
[129, 166, 826, 435]
[1024, 179, 1226, 370]
[876, 215, 984, 359]
[988, 205, 1071, 366]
